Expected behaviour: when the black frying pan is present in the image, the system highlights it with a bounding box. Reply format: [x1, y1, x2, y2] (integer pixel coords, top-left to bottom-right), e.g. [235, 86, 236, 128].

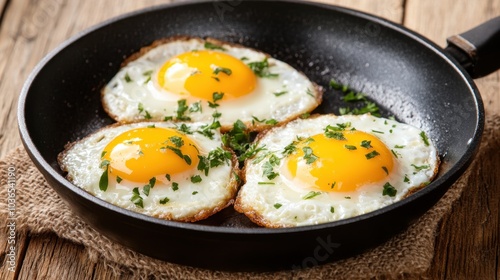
[18, 0, 500, 271]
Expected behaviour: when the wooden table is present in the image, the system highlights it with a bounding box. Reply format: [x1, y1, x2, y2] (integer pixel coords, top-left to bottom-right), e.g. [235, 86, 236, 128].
[1, 0, 499, 279]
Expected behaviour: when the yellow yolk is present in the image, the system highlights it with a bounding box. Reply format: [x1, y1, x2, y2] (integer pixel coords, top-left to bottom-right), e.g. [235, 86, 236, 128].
[157, 50, 257, 100]
[286, 131, 394, 192]
[102, 127, 199, 183]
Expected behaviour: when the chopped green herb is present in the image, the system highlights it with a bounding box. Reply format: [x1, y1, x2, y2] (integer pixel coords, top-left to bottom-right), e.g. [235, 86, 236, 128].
[247, 58, 278, 78]
[175, 99, 191, 121]
[204, 42, 226, 51]
[360, 140, 372, 149]
[192, 191, 198, 195]
[178, 123, 192, 134]
[189, 101, 202, 113]
[394, 145, 405, 149]
[330, 206, 335, 213]
[273, 90, 288, 97]
[274, 203, 282, 209]
[302, 146, 318, 164]
[191, 175, 202, 183]
[342, 91, 365, 102]
[382, 166, 389, 175]
[263, 161, 279, 180]
[411, 164, 430, 171]
[420, 131, 430, 146]
[382, 182, 397, 197]
[99, 160, 110, 169]
[371, 129, 384, 134]
[213, 67, 232, 76]
[172, 182, 179, 191]
[404, 175, 410, 183]
[166, 146, 192, 165]
[208, 92, 224, 108]
[164, 116, 173, 121]
[345, 196, 351, 199]
[101, 151, 107, 158]
[365, 150, 380, 159]
[252, 116, 278, 126]
[169, 136, 184, 148]
[159, 197, 170, 204]
[238, 143, 265, 162]
[300, 113, 311, 119]
[345, 144, 357, 150]
[233, 171, 241, 183]
[303, 191, 322, 200]
[325, 130, 346, 141]
[99, 167, 108, 192]
[258, 182, 276, 185]
[147, 124, 156, 128]
[143, 184, 151, 196]
[329, 79, 342, 90]
[148, 177, 156, 188]
[165, 174, 171, 181]
[138, 103, 144, 113]
[306, 88, 315, 97]
[131, 188, 144, 208]
[240, 56, 249, 61]
[282, 141, 299, 156]
[124, 72, 132, 83]
[391, 149, 401, 158]
[116, 176, 122, 183]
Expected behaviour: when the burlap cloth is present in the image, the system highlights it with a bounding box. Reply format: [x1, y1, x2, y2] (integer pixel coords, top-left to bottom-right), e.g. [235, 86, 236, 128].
[1, 114, 499, 279]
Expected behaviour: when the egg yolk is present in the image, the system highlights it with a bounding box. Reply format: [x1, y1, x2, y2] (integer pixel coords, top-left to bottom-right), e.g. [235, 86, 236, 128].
[286, 131, 394, 192]
[157, 50, 257, 100]
[102, 127, 199, 183]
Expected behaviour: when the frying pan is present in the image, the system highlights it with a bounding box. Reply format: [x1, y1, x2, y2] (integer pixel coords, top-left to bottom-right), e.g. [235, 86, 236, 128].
[18, 0, 500, 271]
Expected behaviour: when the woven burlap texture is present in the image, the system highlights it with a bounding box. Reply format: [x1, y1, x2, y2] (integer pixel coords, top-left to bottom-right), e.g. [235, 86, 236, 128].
[1, 114, 498, 279]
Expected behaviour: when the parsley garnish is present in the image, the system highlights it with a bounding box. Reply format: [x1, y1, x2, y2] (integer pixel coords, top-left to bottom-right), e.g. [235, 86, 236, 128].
[391, 149, 401, 158]
[247, 58, 278, 78]
[252, 116, 278, 126]
[263, 161, 279, 180]
[131, 188, 144, 208]
[165, 174, 171, 181]
[382, 182, 397, 197]
[197, 147, 232, 176]
[208, 92, 224, 108]
[274, 90, 288, 97]
[166, 146, 192, 165]
[382, 166, 389, 175]
[404, 175, 410, 183]
[169, 136, 184, 148]
[303, 191, 322, 200]
[192, 191, 198, 195]
[258, 182, 275, 185]
[143, 184, 151, 196]
[394, 145, 405, 149]
[365, 150, 380, 159]
[124, 72, 132, 83]
[302, 146, 318, 164]
[191, 175, 202, 183]
[411, 164, 430, 171]
[330, 206, 335, 213]
[213, 67, 232, 76]
[99, 167, 108, 192]
[143, 70, 153, 84]
[189, 101, 202, 113]
[175, 99, 191, 121]
[172, 182, 179, 191]
[345, 144, 357, 150]
[221, 120, 255, 163]
[274, 203, 282, 209]
[361, 140, 372, 149]
[329, 79, 343, 90]
[325, 129, 346, 140]
[159, 197, 170, 204]
[282, 140, 299, 156]
[116, 176, 122, 183]
[178, 123, 192, 134]
[204, 42, 226, 51]
[138, 103, 144, 113]
[300, 113, 311, 119]
[420, 131, 430, 146]
[371, 129, 384, 134]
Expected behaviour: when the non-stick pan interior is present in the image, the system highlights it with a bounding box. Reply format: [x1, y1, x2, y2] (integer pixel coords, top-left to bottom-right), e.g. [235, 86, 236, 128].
[19, 0, 483, 270]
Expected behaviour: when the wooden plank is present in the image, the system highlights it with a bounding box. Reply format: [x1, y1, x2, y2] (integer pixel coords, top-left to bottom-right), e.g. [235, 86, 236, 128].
[405, 1, 500, 279]
[404, 0, 500, 115]
[312, 0, 404, 23]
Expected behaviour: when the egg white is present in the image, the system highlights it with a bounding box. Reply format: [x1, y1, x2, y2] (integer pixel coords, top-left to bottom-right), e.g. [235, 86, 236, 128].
[58, 122, 238, 222]
[101, 37, 322, 131]
[235, 114, 439, 227]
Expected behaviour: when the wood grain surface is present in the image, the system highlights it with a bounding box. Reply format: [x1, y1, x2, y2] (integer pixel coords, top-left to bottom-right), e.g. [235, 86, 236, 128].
[0, 0, 499, 279]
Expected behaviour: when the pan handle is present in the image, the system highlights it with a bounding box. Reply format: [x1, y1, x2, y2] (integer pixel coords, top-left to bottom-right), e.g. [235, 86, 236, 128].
[445, 16, 500, 78]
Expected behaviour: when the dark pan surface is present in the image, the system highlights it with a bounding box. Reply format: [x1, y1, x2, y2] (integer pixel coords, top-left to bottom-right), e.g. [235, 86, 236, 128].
[18, 0, 484, 271]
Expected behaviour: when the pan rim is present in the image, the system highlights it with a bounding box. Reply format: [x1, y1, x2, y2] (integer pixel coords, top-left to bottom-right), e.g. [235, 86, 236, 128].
[17, 0, 485, 235]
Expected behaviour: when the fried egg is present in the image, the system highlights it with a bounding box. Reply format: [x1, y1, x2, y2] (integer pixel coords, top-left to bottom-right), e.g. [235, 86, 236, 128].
[101, 37, 322, 131]
[235, 114, 439, 227]
[58, 122, 239, 222]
